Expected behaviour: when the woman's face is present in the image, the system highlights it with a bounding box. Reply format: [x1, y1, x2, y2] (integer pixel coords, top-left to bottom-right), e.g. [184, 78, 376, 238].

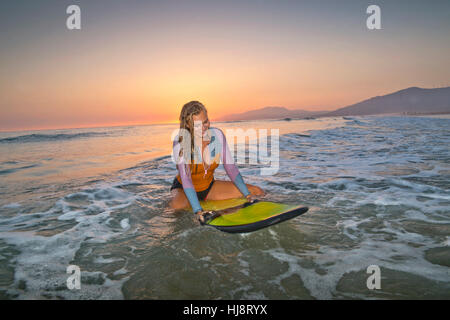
[192, 110, 210, 137]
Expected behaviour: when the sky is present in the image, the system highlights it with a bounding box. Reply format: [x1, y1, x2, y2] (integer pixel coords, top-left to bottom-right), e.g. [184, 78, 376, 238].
[1, 0, 449, 131]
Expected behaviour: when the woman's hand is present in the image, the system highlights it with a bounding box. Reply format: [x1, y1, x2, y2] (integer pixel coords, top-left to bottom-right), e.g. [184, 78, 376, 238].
[195, 210, 215, 225]
[196, 210, 206, 224]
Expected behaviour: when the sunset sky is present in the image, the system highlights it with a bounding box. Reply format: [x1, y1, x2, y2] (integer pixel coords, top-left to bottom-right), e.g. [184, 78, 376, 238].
[1, 0, 449, 131]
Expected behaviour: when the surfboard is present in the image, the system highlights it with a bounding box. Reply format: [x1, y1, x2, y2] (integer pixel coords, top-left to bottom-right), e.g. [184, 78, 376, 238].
[198, 198, 309, 233]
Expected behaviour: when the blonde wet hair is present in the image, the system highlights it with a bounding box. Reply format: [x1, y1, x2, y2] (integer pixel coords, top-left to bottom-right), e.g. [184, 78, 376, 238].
[178, 101, 208, 163]
[179, 101, 208, 133]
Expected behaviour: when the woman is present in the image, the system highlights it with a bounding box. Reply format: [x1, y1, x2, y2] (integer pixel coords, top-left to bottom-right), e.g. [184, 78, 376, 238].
[169, 101, 264, 223]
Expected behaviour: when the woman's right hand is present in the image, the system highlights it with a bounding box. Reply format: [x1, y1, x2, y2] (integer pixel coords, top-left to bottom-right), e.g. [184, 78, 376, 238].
[196, 210, 216, 225]
[196, 210, 206, 224]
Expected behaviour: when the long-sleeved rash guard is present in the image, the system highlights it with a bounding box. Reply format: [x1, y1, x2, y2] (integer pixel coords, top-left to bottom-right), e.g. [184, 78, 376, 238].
[173, 127, 250, 213]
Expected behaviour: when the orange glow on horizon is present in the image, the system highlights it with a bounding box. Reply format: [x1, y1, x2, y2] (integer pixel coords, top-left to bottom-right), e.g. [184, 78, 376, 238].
[0, 119, 182, 133]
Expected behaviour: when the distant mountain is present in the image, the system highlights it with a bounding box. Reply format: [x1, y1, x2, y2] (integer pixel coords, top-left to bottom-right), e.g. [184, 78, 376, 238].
[217, 87, 450, 121]
[218, 106, 330, 121]
[324, 87, 450, 117]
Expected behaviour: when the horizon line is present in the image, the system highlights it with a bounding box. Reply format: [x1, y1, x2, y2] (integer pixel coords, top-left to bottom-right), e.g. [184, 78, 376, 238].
[2, 85, 449, 133]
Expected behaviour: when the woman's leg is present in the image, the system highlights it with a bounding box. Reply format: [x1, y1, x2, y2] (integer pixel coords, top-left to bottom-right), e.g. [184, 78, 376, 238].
[169, 181, 265, 210]
[169, 189, 190, 210]
[205, 180, 264, 201]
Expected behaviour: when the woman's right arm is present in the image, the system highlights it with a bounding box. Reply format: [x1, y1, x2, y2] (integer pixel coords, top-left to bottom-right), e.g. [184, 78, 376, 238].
[173, 140, 203, 213]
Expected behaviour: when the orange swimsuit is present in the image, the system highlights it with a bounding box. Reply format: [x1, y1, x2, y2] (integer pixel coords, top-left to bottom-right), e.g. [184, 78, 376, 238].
[176, 161, 219, 192]
[172, 127, 250, 213]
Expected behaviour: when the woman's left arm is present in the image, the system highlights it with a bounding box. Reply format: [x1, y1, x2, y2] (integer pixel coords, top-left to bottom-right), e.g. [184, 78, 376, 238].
[212, 128, 251, 198]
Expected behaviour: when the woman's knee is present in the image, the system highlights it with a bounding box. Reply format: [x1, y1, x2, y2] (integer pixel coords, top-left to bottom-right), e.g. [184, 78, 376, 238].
[248, 184, 264, 196]
[169, 191, 189, 210]
[170, 198, 188, 210]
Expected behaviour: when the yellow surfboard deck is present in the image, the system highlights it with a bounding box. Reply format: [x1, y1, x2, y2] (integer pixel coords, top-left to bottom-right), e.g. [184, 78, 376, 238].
[198, 198, 308, 233]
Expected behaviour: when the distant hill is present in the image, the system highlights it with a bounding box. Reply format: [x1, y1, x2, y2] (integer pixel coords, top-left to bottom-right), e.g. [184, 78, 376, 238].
[324, 86, 450, 117]
[218, 106, 330, 121]
[217, 87, 450, 121]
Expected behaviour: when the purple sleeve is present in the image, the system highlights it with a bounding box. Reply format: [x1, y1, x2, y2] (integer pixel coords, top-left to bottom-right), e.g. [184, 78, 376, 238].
[213, 128, 250, 197]
[173, 138, 202, 213]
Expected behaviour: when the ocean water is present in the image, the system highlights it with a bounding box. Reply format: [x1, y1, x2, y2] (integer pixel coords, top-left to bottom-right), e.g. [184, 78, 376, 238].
[0, 115, 449, 300]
